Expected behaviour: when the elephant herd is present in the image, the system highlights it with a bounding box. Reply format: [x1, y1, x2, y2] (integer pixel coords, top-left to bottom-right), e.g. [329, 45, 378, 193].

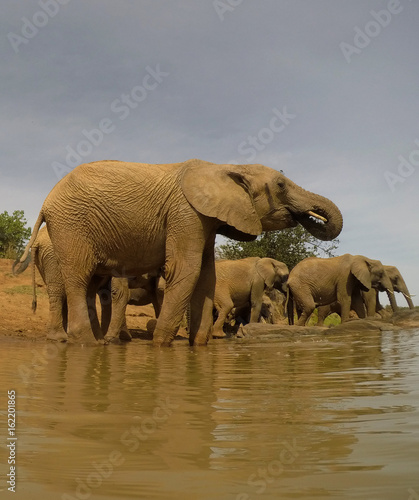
[287, 254, 413, 326]
[12, 158, 410, 345]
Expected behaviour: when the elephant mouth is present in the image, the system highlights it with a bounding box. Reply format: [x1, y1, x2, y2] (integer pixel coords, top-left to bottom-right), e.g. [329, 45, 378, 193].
[292, 207, 341, 241]
[307, 211, 328, 223]
[292, 209, 329, 229]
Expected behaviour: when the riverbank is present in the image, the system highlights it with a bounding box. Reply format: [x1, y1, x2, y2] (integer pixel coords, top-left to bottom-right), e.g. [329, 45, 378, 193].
[0, 259, 156, 340]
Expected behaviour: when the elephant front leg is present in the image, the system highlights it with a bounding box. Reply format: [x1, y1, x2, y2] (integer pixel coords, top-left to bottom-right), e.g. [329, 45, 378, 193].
[153, 250, 204, 347]
[338, 294, 353, 323]
[249, 279, 265, 323]
[153, 273, 200, 347]
[352, 290, 366, 319]
[188, 236, 217, 346]
[317, 304, 332, 326]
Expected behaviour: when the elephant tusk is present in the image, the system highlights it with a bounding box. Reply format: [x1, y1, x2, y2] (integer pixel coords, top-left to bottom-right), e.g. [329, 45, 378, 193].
[403, 292, 415, 298]
[387, 289, 394, 295]
[307, 211, 327, 223]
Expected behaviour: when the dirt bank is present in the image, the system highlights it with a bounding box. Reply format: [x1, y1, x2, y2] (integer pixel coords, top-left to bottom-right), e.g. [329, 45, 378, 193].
[0, 258, 157, 341]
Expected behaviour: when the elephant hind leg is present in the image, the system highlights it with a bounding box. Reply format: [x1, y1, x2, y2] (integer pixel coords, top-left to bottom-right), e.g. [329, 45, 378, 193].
[296, 308, 315, 326]
[295, 296, 316, 326]
[46, 289, 68, 342]
[212, 299, 234, 338]
[61, 255, 99, 344]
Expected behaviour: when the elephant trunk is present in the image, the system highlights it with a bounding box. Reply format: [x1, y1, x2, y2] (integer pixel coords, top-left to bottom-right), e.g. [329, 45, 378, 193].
[396, 278, 415, 309]
[386, 288, 398, 312]
[291, 188, 343, 241]
[401, 291, 415, 309]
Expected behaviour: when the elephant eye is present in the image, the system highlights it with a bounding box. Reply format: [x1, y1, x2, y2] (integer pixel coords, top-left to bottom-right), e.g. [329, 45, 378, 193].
[277, 181, 285, 189]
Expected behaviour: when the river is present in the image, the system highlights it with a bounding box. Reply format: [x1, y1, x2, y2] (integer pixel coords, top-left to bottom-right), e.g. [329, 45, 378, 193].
[1, 328, 419, 500]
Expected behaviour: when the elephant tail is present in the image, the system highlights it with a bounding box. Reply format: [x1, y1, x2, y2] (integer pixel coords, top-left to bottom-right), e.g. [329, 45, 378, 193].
[15, 211, 45, 267]
[12, 251, 31, 276]
[31, 244, 38, 313]
[286, 287, 295, 325]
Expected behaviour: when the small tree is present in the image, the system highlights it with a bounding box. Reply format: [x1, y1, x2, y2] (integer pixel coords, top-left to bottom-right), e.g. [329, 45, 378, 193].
[216, 226, 339, 270]
[0, 210, 32, 259]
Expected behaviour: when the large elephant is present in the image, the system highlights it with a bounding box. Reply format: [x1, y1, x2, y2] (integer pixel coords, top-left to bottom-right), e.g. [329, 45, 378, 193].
[212, 257, 289, 337]
[363, 265, 414, 313]
[317, 264, 414, 324]
[287, 254, 394, 326]
[18, 159, 343, 346]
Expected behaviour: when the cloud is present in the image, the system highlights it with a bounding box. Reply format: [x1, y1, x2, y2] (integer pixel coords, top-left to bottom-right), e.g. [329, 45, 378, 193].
[1, 0, 418, 304]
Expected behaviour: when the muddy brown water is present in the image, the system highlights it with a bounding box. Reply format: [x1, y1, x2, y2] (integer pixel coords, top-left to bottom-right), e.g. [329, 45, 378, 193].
[1, 327, 419, 500]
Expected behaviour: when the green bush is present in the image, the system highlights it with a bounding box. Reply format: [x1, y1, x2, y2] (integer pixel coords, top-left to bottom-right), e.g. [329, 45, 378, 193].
[0, 210, 31, 259]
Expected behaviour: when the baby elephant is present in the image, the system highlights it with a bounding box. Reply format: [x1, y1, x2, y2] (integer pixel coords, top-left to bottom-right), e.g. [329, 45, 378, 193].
[212, 257, 289, 337]
[287, 254, 394, 326]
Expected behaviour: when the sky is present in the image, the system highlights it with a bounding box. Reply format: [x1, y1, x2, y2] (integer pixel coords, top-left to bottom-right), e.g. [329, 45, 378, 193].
[1, 0, 418, 306]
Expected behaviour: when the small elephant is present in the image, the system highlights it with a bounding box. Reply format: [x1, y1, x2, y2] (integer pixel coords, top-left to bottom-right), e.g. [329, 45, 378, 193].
[103, 274, 164, 342]
[317, 264, 413, 325]
[226, 289, 286, 328]
[287, 254, 395, 326]
[212, 257, 289, 337]
[18, 159, 342, 346]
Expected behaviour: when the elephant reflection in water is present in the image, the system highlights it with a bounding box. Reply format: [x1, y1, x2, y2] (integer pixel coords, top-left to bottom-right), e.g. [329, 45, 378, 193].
[287, 254, 396, 326]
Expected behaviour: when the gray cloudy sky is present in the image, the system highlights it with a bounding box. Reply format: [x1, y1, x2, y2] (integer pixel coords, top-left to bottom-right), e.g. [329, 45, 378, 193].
[1, 0, 418, 305]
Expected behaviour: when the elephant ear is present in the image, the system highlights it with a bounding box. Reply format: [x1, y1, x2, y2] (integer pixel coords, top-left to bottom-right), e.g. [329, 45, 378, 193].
[256, 258, 276, 289]
[181, 161, 262, 237]
[350, 256, 372, 291]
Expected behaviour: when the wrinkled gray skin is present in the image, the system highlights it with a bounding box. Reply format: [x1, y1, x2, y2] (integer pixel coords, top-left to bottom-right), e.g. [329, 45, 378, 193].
[13, 227, 162, 342]
[13, 226, 108, 341]
[18, 159, 343, 346]
[213, 257, 289, 338]
[317, 264, 413, 325]
[287, 254, 395, 326]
